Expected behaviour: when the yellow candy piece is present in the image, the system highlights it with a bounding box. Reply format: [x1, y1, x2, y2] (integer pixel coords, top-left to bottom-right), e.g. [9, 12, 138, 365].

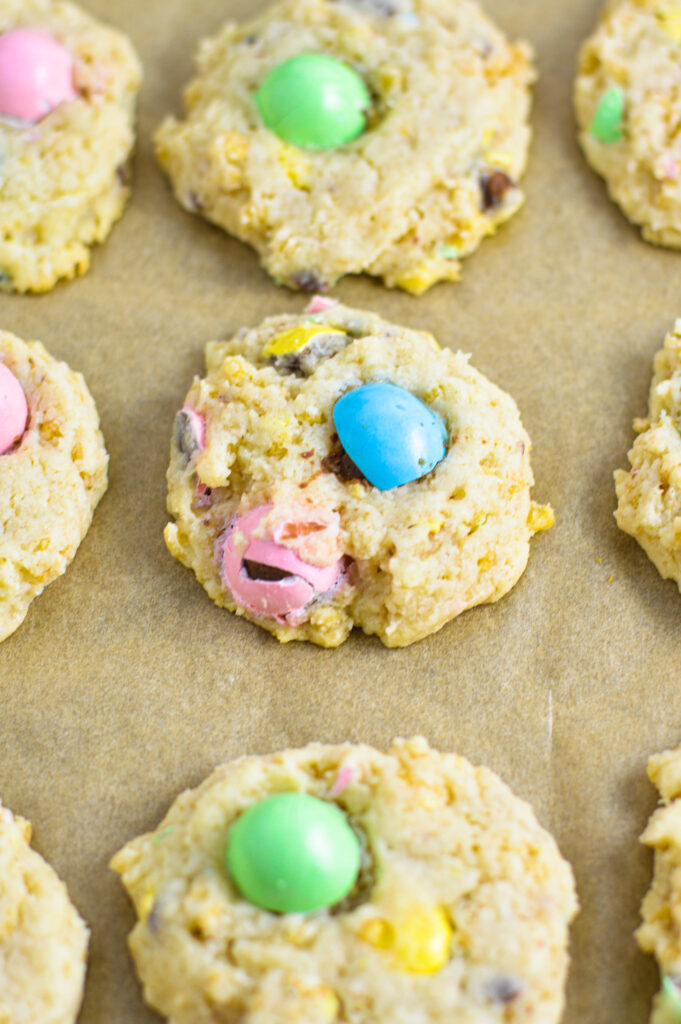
[358, 917, 394, 949]
[262, 324, 345, 357]
[527, 504, 555, 533]
[392, 906, 452, 974]
[138, 888, 156, 922]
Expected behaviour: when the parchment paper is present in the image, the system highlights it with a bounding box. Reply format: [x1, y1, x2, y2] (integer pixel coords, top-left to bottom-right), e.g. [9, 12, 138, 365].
[1, 1, 678, 1021]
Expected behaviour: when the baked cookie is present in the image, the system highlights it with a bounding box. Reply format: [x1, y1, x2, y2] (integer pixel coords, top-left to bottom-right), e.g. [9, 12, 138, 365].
[0, 801, 88, 1024]
[575, 0, 681, 247]
[0, 0, 142, 293]
[111, 737, 578, 1024]
[0, 330, 108, 642]
[614, 319, 681, 591]
[155, 0, 535, 294]
[637, 743, 681, 1024]
[164, 300, 553, 648]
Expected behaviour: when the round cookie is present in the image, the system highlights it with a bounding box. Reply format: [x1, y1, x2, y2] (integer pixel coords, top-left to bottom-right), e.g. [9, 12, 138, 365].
[0, 330, 108, 642]
[164, 300, 553, 648]
[0, 0, 142, 293]
[637, 743, 681, 1024]
[111, 737, 578, 1024]
[575, 0, 681, 248]
[614, 319, 681, 592]
[154, 0, 535, 294]
[0, 801, 88, 1024]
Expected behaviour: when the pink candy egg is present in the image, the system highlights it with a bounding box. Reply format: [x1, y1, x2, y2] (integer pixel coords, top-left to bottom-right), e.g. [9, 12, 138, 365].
[0, 362, 28, 454]
[0, 30, 77, 123]
[222, 505, 342, 620]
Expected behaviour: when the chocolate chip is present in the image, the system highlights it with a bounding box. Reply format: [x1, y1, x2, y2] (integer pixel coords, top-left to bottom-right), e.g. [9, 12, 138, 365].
[322, 434, 368, 484]
[486, 975, 523, 1004]
[289, 270, 327, 293]
[480, 170, 515, 211]
[116, 161, 132, 186]
[174, 410, 199, 464]
[243, 560, 294, 582]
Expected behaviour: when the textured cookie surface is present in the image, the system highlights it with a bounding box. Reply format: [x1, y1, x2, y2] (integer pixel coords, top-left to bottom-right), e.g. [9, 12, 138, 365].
[615, 319, 681, 590]
[0, 801, 88, 1024]
[111, 737, 578, 1024]
[637, 744, 681, 1024]
[0, 0, 142, 293]
[164, 301, 552, 648]
[155, 0, 534, 294]
[0, 331, 108, 641]
[575, 0, 681, 247]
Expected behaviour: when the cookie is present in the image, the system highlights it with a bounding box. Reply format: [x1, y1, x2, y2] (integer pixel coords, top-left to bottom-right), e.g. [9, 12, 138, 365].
[111, 737, 578, 1024]
[0, 331, 108, 642]
[0, 0, 142, 293]
[614, 319, 681, 592]
[575, 0, 681, 248]
[155, 0, 534, 294]
[164, 300, 553, 648]
[0, 801, 88, 1024]
[637, 744, 681, 1024]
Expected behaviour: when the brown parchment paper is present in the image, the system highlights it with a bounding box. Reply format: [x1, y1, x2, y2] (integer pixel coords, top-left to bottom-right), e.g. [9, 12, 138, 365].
[0, 0, 679, 1021]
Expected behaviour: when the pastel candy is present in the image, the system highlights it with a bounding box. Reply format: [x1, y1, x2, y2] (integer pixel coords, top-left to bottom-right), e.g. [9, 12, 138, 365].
[0, 362, 28, 454]
[255, 54, 370, 150]
[222, 505, 342, 619]
[262, 324, 346, 358]
[0, 30, 77, 123]
[333, 382, 447, 490]
[226, 792, 361, 913]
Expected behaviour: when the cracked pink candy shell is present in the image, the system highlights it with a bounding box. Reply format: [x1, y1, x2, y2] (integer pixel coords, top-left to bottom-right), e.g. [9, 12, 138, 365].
[222, 505, 342, 619]
[0, 30, 77, 123]
[0, 362, 28, 454]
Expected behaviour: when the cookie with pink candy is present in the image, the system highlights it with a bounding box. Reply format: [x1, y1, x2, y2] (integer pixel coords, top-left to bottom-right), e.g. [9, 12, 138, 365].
[0, 0, 142, 293]
[0, 330, 107, 642]
[165, 301, 552, 647]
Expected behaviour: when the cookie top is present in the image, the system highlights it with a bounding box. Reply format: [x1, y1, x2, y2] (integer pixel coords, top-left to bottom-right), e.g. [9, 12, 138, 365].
[155, 0, 534, 293]
[111, 737, 578, 1024]
[164, 301, 552, 648]
[575, 0, 681, 247]
[637, 744, 681, 1023]
[614, 319, 681, 591]
[0, 331, 108, 642]
[0, 0, 142, 292]
[0, 802, 88, 1024]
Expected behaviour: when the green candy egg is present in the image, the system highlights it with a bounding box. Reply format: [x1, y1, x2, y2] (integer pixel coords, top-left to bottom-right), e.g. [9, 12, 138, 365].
[255, 54, 370, 150]
[226, 792, 361, 913]
[590, 86, 625, 144]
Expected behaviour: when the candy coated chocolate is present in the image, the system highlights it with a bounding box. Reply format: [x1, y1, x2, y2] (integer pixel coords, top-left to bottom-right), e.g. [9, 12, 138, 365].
[226, 792, 361, 913]
[0, 30, 77, 123]
[0, 362, 27, 454]
[262, 324, 346, 358]
[255, 54, 370, 150]
[222, 505, 342, 619]
[333, 382, 447, 490]
[590, 86, 625, 144]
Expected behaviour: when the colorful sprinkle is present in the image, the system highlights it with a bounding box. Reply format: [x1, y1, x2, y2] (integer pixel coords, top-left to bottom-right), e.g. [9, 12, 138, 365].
[662, 976, 681, 1017]
[305, 295, 339, 315]
[590, 86, 625, 144]
[152, 826, 174, 845]
[329, 765, 356, 796]
[436, 245, 459, 260]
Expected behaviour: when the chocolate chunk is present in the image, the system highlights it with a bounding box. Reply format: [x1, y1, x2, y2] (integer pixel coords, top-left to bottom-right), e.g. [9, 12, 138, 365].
[243, 560, 294, 582]
[480, 170, 515, 211]
[322, 434, 368, 484]
[174, 410, 199, 464]
[486, 975, 523, 1004]
[289, 270, 327, 292]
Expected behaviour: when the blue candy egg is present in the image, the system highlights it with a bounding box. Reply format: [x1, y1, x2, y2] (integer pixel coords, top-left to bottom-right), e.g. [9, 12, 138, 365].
[333, 382, 447, 490]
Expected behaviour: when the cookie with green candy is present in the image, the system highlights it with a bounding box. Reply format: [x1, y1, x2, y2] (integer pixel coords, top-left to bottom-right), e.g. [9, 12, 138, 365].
[154, 0, 535, 294]
[111, 738, 577, 1024]
[575, 0, 681, 247]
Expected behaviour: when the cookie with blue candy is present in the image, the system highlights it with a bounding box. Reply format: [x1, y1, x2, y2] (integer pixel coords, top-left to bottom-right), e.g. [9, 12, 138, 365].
[164, 300, 552, 647]
[155, 0, 534, 294]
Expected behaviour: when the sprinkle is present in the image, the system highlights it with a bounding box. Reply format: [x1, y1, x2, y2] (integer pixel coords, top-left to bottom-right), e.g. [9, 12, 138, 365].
[662, 976, 681, 1015]
[608, 575, 614, 583]
[139, 889, 156, 921]
[330, 765, 356, 796]
[153, 826, 174, 845]
[596, 556, 603, 564]
[437, 245, 460, 260]
[590, 86, 625, 144]
[304, 295, 338, 315]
